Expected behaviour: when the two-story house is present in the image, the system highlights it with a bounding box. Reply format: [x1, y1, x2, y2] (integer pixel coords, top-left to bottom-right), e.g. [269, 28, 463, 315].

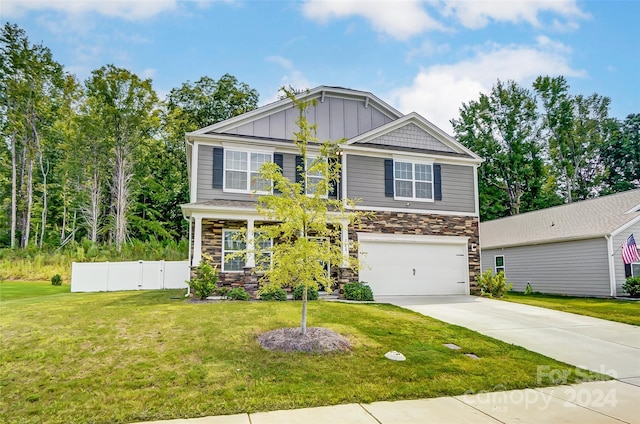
[181, 86, 483, 296]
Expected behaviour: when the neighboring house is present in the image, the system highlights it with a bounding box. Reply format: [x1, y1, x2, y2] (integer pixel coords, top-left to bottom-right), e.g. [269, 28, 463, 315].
[479, 189, 640, 297]
[181, 86, 483, 296]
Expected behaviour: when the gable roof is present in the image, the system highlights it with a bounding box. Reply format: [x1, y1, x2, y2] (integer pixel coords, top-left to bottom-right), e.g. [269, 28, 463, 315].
[348, 112, 482, 162]
[187, 86, 402, 138]
[480, 189, 640, 249]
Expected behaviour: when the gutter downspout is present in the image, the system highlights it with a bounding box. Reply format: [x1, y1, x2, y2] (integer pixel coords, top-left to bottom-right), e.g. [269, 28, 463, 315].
[605, 235, 617, 297]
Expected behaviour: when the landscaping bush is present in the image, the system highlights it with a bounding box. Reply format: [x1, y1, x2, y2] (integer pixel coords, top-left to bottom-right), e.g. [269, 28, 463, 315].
[343, 281, 374, 301]
[477, 269, 512, 298]
[292, 284, 319, 300]
[227, 287, 251, 301]
[51, 274, 62, 286]
[622, 277, 640, 297]
[524, 282, 533, 295]
[188, 257, 218, 300]
[258, 285, 287, 301]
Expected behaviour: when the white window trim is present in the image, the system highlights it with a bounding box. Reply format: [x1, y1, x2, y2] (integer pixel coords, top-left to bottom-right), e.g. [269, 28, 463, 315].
[222, 148, 273, 195]
[305, 155, 328, 199]
[393, 158, 434, 202]
[495, 255, 505, 274]
[222, 229, 274, 272]
[222, 229, 245, 273]
[631, 262, 640, 277]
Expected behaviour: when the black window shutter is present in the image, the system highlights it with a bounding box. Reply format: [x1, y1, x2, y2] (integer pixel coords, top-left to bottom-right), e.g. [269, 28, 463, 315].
[625, 263, 632, 278]
[329, 157, 340, 199]
[384, 159, 394, 197]
[434, 163, 442, 201]
[295, 155, 304, 192]
[273, 153, 283, 194]
[213, 147, 224, 189]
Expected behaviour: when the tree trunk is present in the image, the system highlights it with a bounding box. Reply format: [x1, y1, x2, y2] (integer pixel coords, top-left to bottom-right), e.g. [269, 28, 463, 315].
[23, 157, 33, 248]
[300, 285, 308, 335]
[113, 145, 130, 251]
[10, 133, 17, 249]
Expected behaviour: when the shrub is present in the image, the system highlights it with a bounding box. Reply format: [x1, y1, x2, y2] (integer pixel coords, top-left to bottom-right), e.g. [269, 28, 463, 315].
[343, 281, 374, 301]
[51, 274, 62, 286]
[477, 269, 512, 298]
[258, 285, 287, 301]
[524, 282, 533, 295]
[622, 277, 640, 297]
[292, 284, 319, 301]
[227, 287, 251, 301]
[188, 257, 218, 300]
[213, 286, 230, 298]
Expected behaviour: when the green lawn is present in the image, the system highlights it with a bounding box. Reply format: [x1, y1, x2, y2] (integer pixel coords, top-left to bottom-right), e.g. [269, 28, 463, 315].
[1, 289, 604, 424]
[0, 280, 70, 301]
[503, 292, 640, 326]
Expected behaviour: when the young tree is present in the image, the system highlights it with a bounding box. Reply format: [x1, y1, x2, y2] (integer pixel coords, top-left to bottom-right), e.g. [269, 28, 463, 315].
[248, 88, 360, 335]
[452, 80, 553, 220]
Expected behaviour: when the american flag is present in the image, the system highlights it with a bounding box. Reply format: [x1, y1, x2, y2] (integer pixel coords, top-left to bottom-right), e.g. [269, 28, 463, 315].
[622, 234, 640, 265]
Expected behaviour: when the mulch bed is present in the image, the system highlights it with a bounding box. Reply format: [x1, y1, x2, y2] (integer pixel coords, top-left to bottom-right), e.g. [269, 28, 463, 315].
[257, 327, 352, 353]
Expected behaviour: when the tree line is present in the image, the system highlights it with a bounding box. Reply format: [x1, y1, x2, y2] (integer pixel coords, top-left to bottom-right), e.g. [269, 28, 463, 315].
[1, 22, 638, 252]
[453, 79, 639, 221]
[0, 23, 258, 250]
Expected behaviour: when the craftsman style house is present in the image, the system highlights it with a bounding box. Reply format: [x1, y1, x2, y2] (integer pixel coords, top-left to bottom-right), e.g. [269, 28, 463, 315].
[181, 86, 483, 296]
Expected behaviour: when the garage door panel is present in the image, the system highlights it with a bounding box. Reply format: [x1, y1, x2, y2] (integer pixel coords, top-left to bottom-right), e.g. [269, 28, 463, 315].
[359, 239, 468, 296]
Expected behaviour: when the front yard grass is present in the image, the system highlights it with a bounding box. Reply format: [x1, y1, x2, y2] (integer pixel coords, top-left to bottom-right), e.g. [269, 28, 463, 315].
[503, 292, 640, 326]
[1, 290, 605, 424]
[0, 280, 70, 301]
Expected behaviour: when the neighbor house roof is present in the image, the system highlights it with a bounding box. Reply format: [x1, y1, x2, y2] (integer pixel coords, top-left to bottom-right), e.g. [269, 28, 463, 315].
[480, 189, 640, 249]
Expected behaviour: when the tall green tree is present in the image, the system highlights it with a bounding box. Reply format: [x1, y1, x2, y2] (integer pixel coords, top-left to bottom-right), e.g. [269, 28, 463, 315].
[601, 114, 640, 192]
[452, 80, 554, 220]
[534, 76, 612, 202]
[248, 88, 360, 335]
[84, 65, 160, 250]
[0, 23, 64, 248]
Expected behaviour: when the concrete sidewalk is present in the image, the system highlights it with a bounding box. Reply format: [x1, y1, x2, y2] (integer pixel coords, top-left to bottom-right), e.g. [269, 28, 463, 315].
[136, 380, 640, 424]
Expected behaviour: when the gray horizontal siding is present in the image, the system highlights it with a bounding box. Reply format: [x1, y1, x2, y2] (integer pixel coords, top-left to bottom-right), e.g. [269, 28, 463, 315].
[612, 220, 640, 295]
[480, 238, 611, 297]
[221, 97, 393, 141]
[346, 155, 476, 213]
[196, 145, 298, 202]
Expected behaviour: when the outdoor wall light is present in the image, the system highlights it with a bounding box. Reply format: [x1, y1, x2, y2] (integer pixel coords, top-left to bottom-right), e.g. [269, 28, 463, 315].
[471, 243, 477, 252]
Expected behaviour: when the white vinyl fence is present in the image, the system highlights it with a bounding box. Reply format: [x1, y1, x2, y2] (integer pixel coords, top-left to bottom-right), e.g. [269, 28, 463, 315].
[71, 260, 190, 293]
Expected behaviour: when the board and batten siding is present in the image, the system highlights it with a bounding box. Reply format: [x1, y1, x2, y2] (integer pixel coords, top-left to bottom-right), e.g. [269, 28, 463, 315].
[480, 238, 611, 297]
[346, 154, 476, 213]
[612, 220, 640, 295]
[196, 144, 297, 202]
[221, 97, 393, 142]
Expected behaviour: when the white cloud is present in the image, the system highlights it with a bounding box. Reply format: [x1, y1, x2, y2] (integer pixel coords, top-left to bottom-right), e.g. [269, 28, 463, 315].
[302, 0, 445, 40]
[262, 57, 314, 105]
[440, 0, 589, 29]
[2, 0, 178, 20]
[391, 37, 585, 135]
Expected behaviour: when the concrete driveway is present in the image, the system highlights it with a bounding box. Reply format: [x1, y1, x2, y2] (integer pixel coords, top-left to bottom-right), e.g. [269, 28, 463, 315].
[376, 295, 640, 386]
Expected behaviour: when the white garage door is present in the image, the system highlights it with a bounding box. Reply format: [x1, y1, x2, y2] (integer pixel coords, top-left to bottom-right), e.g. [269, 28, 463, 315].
[358, 233, 469, 296]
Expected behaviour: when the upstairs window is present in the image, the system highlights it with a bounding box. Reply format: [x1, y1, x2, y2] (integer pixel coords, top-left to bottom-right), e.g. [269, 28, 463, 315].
[224, 150, 271, 193]
[394, 161, 433, 201]
[306, 156, 328, 197]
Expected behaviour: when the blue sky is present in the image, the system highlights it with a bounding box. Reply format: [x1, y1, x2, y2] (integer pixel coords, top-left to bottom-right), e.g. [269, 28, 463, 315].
[3, 0, 639, 134]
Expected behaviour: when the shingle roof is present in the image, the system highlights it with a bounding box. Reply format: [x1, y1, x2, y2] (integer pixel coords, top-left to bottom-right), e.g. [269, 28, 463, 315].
[480, 189, 640, 249]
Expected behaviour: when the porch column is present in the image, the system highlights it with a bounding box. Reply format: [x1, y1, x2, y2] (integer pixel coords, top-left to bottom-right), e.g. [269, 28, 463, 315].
[193, 216, 203, 266]
[245, 218, 255, 268]
[341, 220, 349, 267]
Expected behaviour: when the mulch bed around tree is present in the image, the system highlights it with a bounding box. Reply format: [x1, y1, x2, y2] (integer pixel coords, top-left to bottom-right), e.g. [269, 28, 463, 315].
[257, 327, 352, 353]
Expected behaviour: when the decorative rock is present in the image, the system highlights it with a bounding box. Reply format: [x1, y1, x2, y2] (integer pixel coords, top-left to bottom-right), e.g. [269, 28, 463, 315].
[465, 353, 480, 360]
[443, 343, 461, 350]
[384, 350, 406, 361]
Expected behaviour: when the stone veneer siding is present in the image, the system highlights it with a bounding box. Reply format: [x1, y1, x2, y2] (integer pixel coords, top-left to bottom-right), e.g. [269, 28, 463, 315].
[197, 211, 480, 296]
